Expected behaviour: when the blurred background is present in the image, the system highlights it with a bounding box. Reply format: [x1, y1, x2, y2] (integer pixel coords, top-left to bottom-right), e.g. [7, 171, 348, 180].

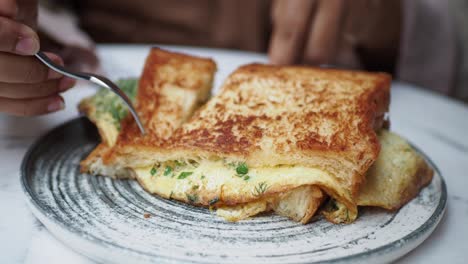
[38, 0, 468, 103]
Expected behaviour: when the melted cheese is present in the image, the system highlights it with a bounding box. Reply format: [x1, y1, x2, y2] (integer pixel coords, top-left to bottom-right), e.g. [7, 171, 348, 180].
[134, 160, 343, 221]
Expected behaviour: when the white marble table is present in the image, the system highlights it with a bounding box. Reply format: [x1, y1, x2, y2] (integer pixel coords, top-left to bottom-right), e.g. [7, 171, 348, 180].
[1, 45, 467, 263]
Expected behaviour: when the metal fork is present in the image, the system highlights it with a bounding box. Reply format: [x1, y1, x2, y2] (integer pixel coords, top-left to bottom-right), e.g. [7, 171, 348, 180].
[35, 51, 145, 135]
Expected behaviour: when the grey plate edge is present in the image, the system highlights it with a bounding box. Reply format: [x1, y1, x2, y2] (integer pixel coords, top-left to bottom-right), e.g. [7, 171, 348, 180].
[20, 117, 448, 264]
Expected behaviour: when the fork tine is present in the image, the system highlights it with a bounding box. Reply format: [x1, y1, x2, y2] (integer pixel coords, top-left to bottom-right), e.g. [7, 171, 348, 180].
[90, 76, 146, 135]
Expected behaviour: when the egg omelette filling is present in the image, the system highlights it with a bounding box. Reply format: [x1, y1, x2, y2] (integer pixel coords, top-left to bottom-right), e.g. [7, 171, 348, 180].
[127, 128, 432, 223]
[134, 159, 341, 221]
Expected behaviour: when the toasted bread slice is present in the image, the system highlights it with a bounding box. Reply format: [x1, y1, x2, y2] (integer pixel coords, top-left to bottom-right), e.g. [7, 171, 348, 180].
[80, 48, 216, 177]
[271, 185, 326, 224]
[357, 130, 434, 209]
[213, 130, 434, 224]
[79, 79, 139, 147]
[81, 59, 433, 225]
[322, 130, 434, 223]
[216, 186, 325, 224]
[126, 64, 391, 222]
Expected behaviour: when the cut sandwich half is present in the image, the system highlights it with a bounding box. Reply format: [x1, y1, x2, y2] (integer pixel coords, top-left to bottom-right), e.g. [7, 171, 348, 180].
[79, 47, 217, 178]
[80, 54, 433, 224]
[99, 63, 429, 224]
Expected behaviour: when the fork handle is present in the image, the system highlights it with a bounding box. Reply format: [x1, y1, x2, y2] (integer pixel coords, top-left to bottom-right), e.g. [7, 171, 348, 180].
[35, 51, 90, 81]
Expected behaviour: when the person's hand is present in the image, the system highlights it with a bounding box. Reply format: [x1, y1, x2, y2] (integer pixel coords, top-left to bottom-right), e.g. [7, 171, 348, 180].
[0, 0, 75, 116]
[268, 0, 401, 70]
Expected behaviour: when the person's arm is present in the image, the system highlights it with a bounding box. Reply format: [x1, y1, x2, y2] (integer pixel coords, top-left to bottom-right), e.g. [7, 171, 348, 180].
[268, 0, 401, 72]
[0, 0, 75, 116]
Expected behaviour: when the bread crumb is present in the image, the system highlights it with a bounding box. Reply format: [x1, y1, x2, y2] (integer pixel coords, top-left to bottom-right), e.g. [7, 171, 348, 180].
[143, 213, 151, 219]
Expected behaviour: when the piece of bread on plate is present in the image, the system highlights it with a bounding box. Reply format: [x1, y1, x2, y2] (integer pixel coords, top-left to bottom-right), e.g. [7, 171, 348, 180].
[79, 47, 216, 178]
[125, 64, 391, 223]
[80, 55, 433, 225]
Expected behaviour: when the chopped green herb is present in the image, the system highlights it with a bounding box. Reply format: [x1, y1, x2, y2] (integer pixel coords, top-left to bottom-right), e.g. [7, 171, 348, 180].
[178, 171, 193, 179]
[209, 197, 220, 206]
[192, 185, 199, 190]
[236, 162, 249, 175]
[200, 175, 206, 179]
[91, 78, 139, 130]
[253, 181, 268, 196]
[186, 193, 198, 203]
[169, 191, 174, 199]
[175, 160, 186, 168]
[150, 165, 158, 176]
[243, 175, 250, 181]
[163, 166, 173, 176]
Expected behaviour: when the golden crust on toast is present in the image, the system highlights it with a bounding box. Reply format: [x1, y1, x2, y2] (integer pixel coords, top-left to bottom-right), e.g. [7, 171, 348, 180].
[321, 130, 434, 224]
[116, 47, 216, 147]
[123, 64, 390, 214]
[117, 64, 391, 223]
[80, 55, 433, 225]
[80, 48, 216, 175]
[174, 64, 389, 170]
[357, 130, 434, 209]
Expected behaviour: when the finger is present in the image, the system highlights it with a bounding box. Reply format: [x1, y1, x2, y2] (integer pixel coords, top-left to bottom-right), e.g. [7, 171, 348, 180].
[0, 94, 64, 116]
[0, 0, 17, 18]
[16, 0, 38, 28]
[332, 37, 362, 69]
[302, 0, 346, 65]
[0, 17, 40, 55]
[0, 77, 75, 99]
[0, 52, 62, 83]
[268, 0, 316, 65]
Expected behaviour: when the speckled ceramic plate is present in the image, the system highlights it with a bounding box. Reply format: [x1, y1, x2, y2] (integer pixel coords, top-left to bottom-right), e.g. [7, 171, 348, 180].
[21, 117, 446, 264]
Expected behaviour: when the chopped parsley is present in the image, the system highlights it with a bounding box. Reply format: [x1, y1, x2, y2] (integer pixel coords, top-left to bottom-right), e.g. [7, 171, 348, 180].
[186, 193, 198, 203]
[150, 165, 158, 176]
[175, 160, 186, 168]
[177, 171, 193, 179]
[253, 181, 268, 196]
[200, 175, 206, 180]
[91, 78, 139, 130]
[243, 175, 250, 181]
[192, 185, 199, 190]
[236, 162, 249, 175]
[163, 166, 173, 176]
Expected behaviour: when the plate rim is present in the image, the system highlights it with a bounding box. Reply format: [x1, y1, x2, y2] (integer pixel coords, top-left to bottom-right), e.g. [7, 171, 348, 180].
[20, 117, 448, 263]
